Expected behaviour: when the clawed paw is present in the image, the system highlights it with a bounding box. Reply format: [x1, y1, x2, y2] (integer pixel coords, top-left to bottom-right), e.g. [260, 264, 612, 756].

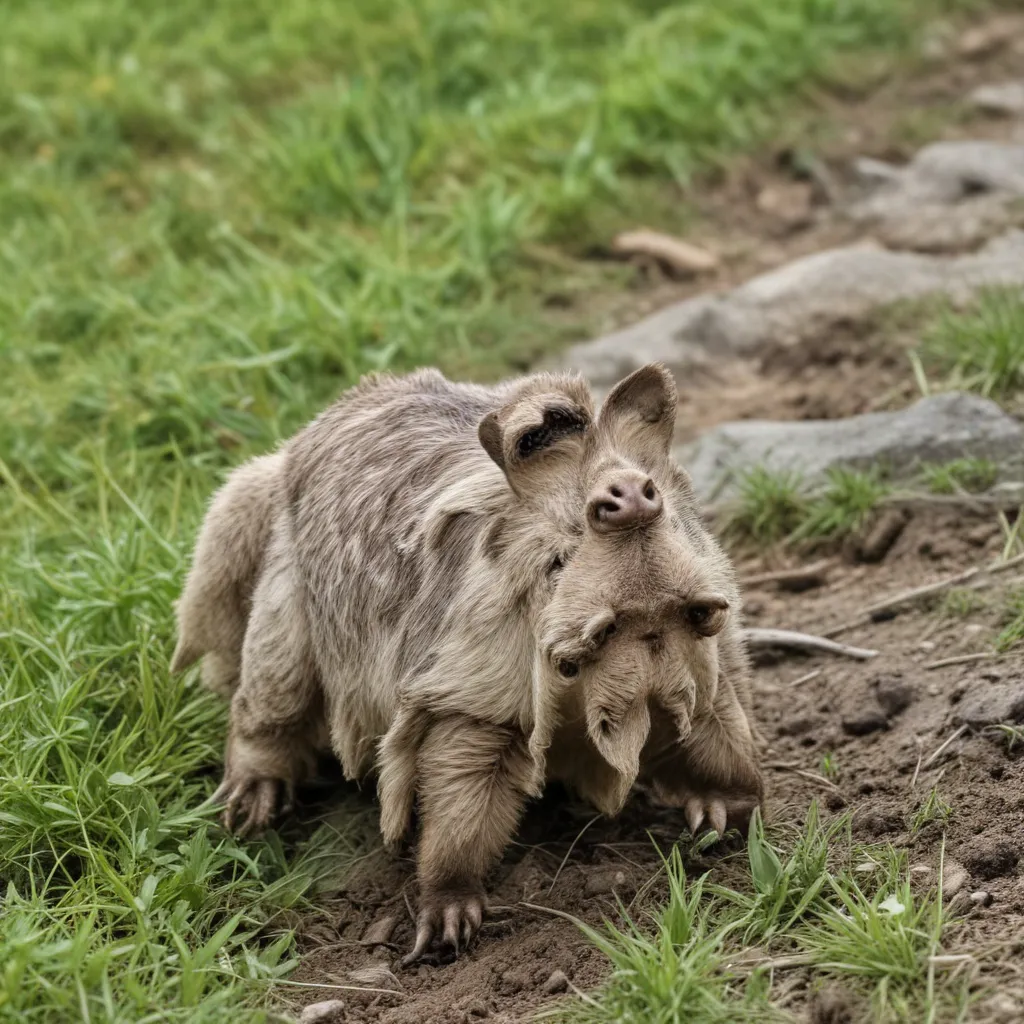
[212, 774, 294, 837]
[401, 891, 485, 967]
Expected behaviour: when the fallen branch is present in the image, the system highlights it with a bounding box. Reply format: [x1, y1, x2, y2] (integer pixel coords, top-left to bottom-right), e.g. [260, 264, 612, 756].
[744, 627, 878, 661]
[862, 552, 1024, 619]
[924, 652, 1002, 671]
[740, 558, 834, 591]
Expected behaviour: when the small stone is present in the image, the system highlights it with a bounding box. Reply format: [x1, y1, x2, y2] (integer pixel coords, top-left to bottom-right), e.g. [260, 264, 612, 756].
[918, 640, 937, 652]
[300, 1000, 346, 1024]
[348, 963, 401, 991]
[958, 16, 1024, 58]
[874, 675, 915, 717]
[499, 968, 531, 995]
[952, 681, 1024, 728]
[585, 869, 628, 896]
[841, 709, 888, 736]
[941, 859, 969, 897]
[542, 969, 570, 995]
[962, 838, 1020, 881]
[970, 890, 993, 907]
[360, 914, 397, 947]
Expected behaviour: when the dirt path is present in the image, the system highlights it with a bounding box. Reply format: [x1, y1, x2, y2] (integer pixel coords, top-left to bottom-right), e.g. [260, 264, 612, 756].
[285, 15, 1024, 1023]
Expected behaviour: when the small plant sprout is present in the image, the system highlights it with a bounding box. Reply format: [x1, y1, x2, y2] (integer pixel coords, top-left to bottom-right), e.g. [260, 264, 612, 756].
[921, 458, 998, 495]
[819, 752, 839, 781]
[910, 788, 953, 834]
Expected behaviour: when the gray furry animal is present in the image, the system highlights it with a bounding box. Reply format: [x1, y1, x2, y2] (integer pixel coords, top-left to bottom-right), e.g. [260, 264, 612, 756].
[171, 363, 762, 963]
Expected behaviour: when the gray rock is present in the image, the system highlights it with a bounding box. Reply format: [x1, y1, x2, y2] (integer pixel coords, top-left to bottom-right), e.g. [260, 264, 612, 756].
[850, 142, 1024, 252]
[584, 868, 628, 896]
[677, 391, 1024, 502]
[953, 681, 1024, 728]
[971, 81, 1024, 116]
[942, 859, 969, 897]
[549, 231, 1024, 387]
[300, 1001, 346, 1024]
[542, 969, 570, 995]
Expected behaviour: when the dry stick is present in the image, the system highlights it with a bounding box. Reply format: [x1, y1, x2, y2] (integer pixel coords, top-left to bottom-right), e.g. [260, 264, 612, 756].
[789, 668, 823, 688]
[765, 761, 840, 792]
[740, 558, 834, 590]
[744, 627, 878, 661]
[925, 651, 1002, 671]
[547, 813, 602, 895]
[864, 552, 1024, 618]
[828, 551, 1024, 638]
[922, 725, 969, 771]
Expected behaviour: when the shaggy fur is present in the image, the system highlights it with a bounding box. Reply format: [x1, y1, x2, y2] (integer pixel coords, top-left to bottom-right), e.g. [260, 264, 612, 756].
[172, 363, 762, 961]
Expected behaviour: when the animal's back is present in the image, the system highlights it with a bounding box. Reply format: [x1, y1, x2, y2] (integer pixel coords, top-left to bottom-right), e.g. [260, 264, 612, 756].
[283, 369, 517, 772]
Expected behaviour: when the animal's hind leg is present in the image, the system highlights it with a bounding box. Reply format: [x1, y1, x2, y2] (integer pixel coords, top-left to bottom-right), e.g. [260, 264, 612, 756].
[215, 522, 325, 836]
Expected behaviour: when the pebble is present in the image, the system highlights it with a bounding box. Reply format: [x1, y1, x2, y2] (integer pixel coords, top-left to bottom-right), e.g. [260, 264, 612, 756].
[584, 869, 628, 896]
[542, 970, 570, 995]
[841, 709, 888, 736]
[300, 1000, 346, 1024]
[970, 890, 993, 907]
[941, 859, 968, 897]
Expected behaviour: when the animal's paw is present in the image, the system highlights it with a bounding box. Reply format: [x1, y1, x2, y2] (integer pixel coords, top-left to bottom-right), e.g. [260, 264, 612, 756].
[672, 786, 761, 843]
[401, 888, 485, 967]
[212, 773, 294, 837]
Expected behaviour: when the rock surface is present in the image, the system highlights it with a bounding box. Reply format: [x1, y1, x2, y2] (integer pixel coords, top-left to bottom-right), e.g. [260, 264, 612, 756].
[971, 81, 1024, 116]
[300, 1001, 346, 1024]
[952, 681, 1024, 729]
[849, 142, 1024, 251]
[552, 231, 1024, 389]
[676, 392, 1024, 501]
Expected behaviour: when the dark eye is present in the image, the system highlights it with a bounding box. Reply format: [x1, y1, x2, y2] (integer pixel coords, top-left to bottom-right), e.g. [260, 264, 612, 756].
[687, 605, 711, 628]
[547, 554, 564, 575]
[557, 660, 579, 678]
[596, 622, 616, 644]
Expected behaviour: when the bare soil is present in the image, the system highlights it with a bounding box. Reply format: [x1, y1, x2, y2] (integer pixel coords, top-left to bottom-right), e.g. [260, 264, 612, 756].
[282, 14, 1024, 1023]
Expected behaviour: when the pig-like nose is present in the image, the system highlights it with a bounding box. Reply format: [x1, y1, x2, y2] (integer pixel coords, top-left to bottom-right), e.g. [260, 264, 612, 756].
[587, 471, 663, 532]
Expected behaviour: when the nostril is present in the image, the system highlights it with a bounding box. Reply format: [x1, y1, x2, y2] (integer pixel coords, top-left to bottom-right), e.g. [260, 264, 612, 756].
[595, 499, 621, 520]
[609, 485, 623, 498]
[642, 480, 657, 502]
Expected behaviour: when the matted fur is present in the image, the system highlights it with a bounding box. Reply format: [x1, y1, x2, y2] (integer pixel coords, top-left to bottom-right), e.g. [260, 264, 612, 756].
[173, 363, 762, 959]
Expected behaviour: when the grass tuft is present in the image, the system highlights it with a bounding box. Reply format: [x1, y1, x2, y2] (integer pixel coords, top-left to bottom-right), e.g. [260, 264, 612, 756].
[916, 288, 1024, 400]
[921, 458, 999, 495]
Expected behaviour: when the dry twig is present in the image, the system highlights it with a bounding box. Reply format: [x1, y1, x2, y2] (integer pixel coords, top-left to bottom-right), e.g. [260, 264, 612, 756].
[745, 627, 878, 661]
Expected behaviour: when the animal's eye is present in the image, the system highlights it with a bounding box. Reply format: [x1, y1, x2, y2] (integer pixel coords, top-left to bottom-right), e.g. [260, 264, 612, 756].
[547, 554, 564, 575]
[687, 605, 711, 627]
[557, 660, 579, 678]
[596, 622, 616, 644]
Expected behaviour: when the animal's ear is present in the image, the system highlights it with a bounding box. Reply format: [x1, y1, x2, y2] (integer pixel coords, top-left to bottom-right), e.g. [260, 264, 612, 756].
[598, 363, 677, 463]
[478, 389, 591, 494]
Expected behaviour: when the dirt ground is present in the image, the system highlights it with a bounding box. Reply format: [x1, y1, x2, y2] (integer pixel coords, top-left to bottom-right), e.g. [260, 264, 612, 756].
[283, 15, 1024, 1023]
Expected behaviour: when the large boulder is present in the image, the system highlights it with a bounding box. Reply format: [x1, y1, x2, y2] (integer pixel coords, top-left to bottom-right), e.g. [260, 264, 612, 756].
[676, 392, 1024, 502]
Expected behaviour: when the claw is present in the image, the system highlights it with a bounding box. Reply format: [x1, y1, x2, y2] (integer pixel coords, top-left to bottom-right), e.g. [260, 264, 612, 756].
[685, 797, 705, 834]
[442, 905, 461, 952]
[401, 910, 438, 967]
[708, 799, 727, 837]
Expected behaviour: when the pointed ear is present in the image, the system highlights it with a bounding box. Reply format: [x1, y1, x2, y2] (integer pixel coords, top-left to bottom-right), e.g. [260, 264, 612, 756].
[598, 363, 677, 463]
[478, 388, 591, 495]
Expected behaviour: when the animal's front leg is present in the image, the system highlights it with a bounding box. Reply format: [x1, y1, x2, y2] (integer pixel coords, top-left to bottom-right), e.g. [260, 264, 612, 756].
[643, 676, 763, 840]
[402, 715, 533, 966]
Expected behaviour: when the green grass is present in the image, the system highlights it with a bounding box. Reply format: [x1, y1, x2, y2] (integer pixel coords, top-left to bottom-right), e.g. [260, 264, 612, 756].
[910, 789, 953, 835]
[996, 587, 1024, 652]
[921, 458, 999, 495]
[0, 0, 990, 1019]
[914, 288, 1024, 401]
[555, 807, 966, 1024]
[723, 466, 890, 549]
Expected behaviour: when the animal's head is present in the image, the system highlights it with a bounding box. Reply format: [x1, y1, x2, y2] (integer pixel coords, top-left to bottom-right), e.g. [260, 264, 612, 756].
[478, 364, 735, 803]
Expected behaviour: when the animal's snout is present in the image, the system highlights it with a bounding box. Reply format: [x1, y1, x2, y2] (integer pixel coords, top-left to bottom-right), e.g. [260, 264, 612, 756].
[587, 470, 663, 532]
